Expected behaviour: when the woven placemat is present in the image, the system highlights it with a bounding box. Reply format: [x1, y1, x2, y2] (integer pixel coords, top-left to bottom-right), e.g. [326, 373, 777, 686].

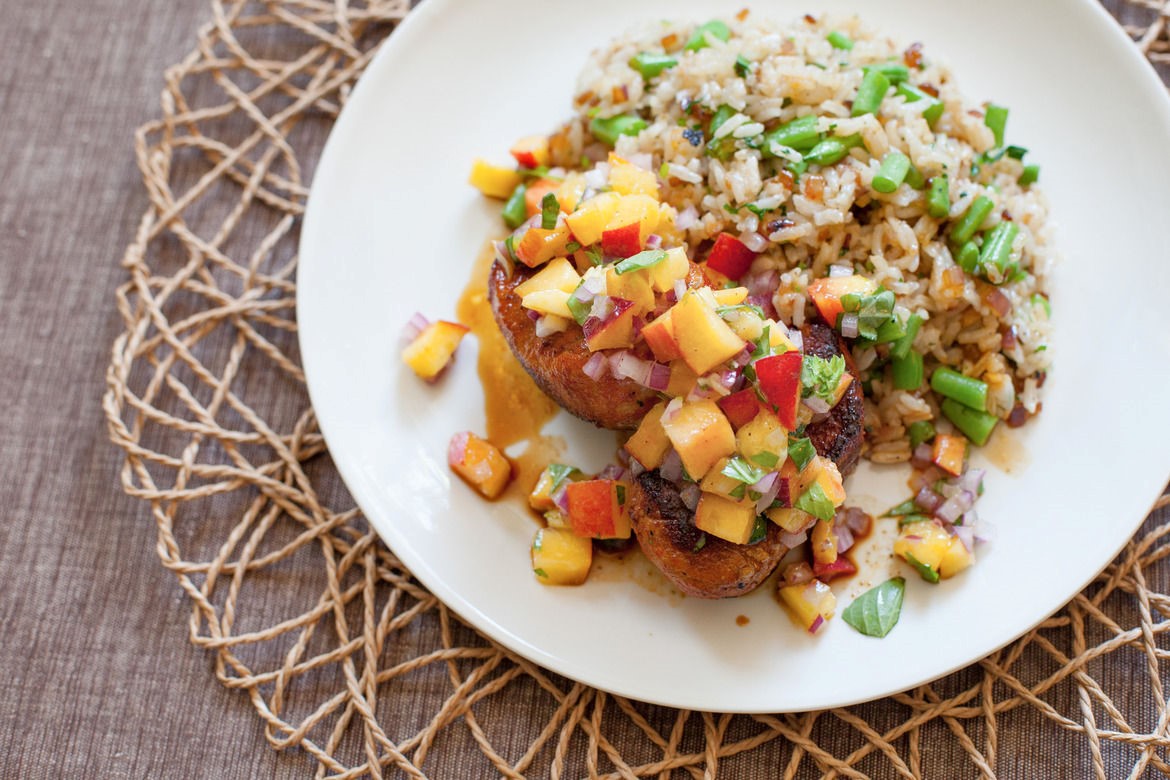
[104, 1, 1170, 777]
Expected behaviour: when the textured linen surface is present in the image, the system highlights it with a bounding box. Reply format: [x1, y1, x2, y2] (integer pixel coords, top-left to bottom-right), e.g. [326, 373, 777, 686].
[2, 1, 1169, 778]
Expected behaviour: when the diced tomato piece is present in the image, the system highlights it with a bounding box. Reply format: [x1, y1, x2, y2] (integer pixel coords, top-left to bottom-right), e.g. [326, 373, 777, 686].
[600, 221, 642, 258]
[717, 389, 762, 430]
[754, 351, 803, 429]
[813, 556, 857, 581]
[705, 233, 757, 280]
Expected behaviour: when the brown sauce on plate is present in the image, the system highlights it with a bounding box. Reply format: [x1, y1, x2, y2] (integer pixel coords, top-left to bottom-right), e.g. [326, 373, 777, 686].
[981, 425, 1029, 474]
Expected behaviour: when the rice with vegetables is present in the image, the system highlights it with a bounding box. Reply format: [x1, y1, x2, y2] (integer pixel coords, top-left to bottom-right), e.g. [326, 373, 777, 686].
[545, 13, 1052, 463]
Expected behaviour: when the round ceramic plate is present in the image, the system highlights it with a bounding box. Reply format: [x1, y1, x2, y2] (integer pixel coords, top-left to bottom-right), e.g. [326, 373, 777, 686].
[299, 0, 1170, 712]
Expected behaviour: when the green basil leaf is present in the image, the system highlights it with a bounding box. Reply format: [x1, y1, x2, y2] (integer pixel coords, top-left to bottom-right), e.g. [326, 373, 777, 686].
[842, 577, 906, 637]
[614, 249, 667, 274]
[795, 482, 835, 521]
[904, 551, 940, 583]
[721, 456, 765, 485]
[788, 436, 815, 471]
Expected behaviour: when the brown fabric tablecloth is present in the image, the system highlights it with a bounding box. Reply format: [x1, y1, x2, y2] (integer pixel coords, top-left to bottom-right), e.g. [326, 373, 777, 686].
[2, 1, 1167, 778]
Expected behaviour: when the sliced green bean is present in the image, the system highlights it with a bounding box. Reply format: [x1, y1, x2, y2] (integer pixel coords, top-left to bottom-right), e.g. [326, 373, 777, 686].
[873, 151, 911, 193]
[984, 104, 1009, 147]
[865, 62, 909, 84]
[978, 221, 1020, 281]
[502, 183, 528, 229]
[827, 31, 854, 50]
[686, 20, 731, 51]
[928, 175, 950, 218]
[908, 420, 936, 448]
[890, 313, 922, 359]
[1019, 164, 1040, 186]
[896, 83, 943, 125]
[941, 398, 998, 446]
[763, 115, 821, 154]
[904, 163, 925, 190]
[805, 134, 863, 165]
[931, 367, 988, 412]
[955, 241, 980, 274]
[852, 69, 890, 117]
[949, 195, 995, 245]
[628, 52, 677, 79]
[892, 351, 924, 390]
[589, 115, 647, 147]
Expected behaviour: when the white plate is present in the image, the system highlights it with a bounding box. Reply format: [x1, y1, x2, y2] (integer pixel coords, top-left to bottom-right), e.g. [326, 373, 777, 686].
[299, 0, 1170, 712]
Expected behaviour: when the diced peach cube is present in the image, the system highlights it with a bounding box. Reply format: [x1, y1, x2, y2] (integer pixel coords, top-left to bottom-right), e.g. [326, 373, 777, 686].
[670, 292, 748, 374]
[660, 399, 736, 480]
[448, 432, 511, 499]
[531, 527, 592, 585]
[565, 192, 621, 246]
[694, 492, 757, 544]
[402, 320, 469, 382]
[607, 153, 659, 197]
[515, 257, 581, 297]
[778, 579, 837, 633]
[625, 402, 671, 470]
[468, 159, 522, 199]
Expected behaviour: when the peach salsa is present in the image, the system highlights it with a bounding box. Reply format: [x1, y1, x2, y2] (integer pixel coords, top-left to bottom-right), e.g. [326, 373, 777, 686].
[401, 13, 1051, 638]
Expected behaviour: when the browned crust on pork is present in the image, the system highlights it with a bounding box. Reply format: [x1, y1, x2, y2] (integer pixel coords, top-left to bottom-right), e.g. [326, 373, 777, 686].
[627, 317, 865, 598]
[628, 470, 790, 598]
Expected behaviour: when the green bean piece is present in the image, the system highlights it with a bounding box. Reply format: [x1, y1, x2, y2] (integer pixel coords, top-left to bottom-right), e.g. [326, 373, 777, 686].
[950, 195, 995, 246]
[805, 134, 863, 165]
[984, 104, 1009, 147]
[928, 175, 950, 218]
[827, 31, 854, 50]
[589, 115, 648, 147]
[941, 398, 998, 446]
[502, 183, 528, 229]
[874, 316, 908, 344]
[908, 420, 936, 448]
[896, 83, 944, 125]
[904, 163, 925, 190]
[930, 367, 988, 412]
[890, 313, 922, 359]
[763, 115, 821, 154]
[852, 69, 890, 117]
[865, 62, 909, 84]
[978, 221, 1020, 281]
[1019, 164, 1040, 186]
[686, 20, 731, 51]
[892, 351, 924, 390]
[873, 151, 911, 193]
[629, 52, 678, 79]
[956, 241, 980, 274]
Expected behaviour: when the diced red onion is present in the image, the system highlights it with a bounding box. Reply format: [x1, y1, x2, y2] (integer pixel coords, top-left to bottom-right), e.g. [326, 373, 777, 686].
[680, 482, 702, 511]
[788, 328, 804, 351]
[659, 449, 683, 483]
[834, 525, 855, 554]
[598, 464, 626, 481]
[958, 468, 985, 495]
[676, 205, 699, 230]
[611, 350, 653, 386]
[583, 164, 609, 190]
[740, 231, 768, 253]
[673, 279, 687, 301]
[779, 529, 809, 548]
[953, 524, 976, 552]
[646, 234, 663, 250]
[935, 491, 974, 524]
[915, 485, 943, 513]
[588, 294, 613, 321]
[746, 269, 780, 297]
[842, 507, 872, 535]
[582, 352, 608, 380]
[628, 458, 646, 477]
[782, 561, 814, 586]
[961, 508, 979, 527]
[973, 519, 997, 544]
[839, 312, 860, 339]
[646, 362, 672, 391]
[527, 309, 542, 322]
[829, 263, 853, 278]
[752, 472, 781, 513]
[662, 396, 684, 423]
[552, 485, 570, 513]
[808, 614, 826, 634]
[729, 343, 755, 368]
[911, 443, 934, 468]
[447, 431, 468, 464]
[534, 315, 565, 338]
[401, 312, 430, 345]
[582, 273, 606, 296]
[803, 396, 831, 415]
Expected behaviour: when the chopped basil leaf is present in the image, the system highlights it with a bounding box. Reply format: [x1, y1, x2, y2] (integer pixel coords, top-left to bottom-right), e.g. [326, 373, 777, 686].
[693, 534, 708, 552]
[716, 303, 766, 320]
[800, 353, 845, 403]
[565, 241, 581, 253]
[722, 456, 766, 485]
[903, 551, 940, 583]
[566, 283, 591, 325]
[615, 484, 626, 505]
[614, 249, 667, 274]
[883, 498, 918, 517]
[735, 54, 753, 77]
[750, 450, 780, 469]
[1006, 145, 1028, 160]
[840, 289, 895, 339]
[541, 193, 559, 230]
[897, 513, 932, 528]
[546, 464, 578, 494]
[729, 484, 746, 499]
[795, 482, 835, 521]
[748, 515, 768, 544]
[788, 436, 815, 471]
[842, 577, 905, 638]
[533, 567, 548, 578]
[584, 246, 605, 266]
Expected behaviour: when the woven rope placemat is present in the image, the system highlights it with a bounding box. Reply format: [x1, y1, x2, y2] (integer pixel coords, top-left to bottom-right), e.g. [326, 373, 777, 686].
[104, 1, 1170, 777]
